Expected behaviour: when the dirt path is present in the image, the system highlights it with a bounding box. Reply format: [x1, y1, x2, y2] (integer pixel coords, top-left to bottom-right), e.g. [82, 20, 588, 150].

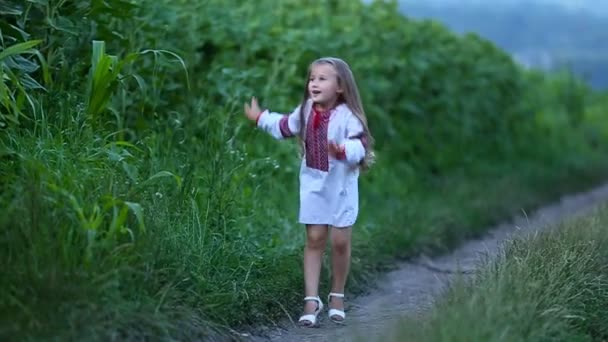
[245, 183, 608, 342]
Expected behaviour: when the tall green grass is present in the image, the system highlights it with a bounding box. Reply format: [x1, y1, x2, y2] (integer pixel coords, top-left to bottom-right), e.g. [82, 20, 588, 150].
[2, 0, 608, 340]
[385, 204, 608, 341]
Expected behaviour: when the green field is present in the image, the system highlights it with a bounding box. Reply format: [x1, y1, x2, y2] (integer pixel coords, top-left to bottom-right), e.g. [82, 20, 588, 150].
[2, 1, 608, 340]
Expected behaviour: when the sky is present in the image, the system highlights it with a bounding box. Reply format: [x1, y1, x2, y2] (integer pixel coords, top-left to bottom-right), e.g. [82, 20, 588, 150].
[401, 0, 608, 16]
[400, 0, 608, 15]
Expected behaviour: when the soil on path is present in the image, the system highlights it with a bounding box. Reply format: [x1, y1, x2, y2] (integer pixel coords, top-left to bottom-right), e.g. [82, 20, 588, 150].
[244, 183, 608, 342]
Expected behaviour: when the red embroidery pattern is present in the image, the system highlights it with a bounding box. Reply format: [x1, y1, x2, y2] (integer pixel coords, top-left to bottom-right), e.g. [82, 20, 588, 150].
[305, 108, 331, 171]
[279, 116, 294, 137]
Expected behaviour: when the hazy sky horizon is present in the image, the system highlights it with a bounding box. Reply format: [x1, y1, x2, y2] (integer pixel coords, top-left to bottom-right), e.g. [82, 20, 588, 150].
[399, 0, 608, 15]
[397, 0, 608, 88]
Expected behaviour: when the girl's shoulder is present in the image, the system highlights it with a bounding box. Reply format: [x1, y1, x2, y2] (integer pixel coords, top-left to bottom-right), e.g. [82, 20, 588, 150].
[334, 103, 355, 120]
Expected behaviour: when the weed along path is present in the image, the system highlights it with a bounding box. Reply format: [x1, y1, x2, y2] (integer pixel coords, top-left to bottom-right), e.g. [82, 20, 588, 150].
[246, 183, 608, 342]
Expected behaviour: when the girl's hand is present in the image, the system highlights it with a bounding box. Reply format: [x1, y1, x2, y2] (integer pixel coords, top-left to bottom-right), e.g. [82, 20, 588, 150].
[328, 141, 345, 159]
[244, 96, 262, 121]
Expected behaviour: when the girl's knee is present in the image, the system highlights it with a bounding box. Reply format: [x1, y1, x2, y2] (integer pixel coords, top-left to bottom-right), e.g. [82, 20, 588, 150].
[306, 225, 328, 249]
[331, 234, 351, 254]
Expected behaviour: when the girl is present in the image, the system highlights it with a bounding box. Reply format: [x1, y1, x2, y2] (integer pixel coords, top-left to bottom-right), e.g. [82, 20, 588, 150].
[244, 57, 374, 327]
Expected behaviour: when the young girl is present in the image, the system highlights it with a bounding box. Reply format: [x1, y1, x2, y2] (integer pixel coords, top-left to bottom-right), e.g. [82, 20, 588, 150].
[244, 57, 374, 327]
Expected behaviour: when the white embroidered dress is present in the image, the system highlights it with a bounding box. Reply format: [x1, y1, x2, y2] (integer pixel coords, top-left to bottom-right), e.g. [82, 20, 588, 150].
[257, 100, 367, 227]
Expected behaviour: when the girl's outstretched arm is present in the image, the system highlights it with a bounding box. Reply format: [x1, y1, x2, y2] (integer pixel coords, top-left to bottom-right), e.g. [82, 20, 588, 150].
[244, 96, 263, 121]
[244, 97, 303, 140]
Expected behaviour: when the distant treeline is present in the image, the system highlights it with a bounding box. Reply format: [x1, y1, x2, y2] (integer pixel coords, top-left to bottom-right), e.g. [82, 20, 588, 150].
[400, 1, 608, 88]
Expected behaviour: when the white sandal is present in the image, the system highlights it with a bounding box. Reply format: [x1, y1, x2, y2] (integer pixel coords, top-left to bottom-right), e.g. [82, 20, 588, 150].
[327, 292, 346, 323]
[298, 296, 323, 327]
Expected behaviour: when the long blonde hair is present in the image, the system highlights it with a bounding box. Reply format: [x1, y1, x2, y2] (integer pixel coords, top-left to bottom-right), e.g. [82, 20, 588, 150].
[297, 57, 376, 171]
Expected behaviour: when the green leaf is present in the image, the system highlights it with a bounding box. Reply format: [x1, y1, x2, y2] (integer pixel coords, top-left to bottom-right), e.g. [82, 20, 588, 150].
[125, 201, 145, 232]
[0, 40, 42, 61]
[105, 141, 144, 153]
[4, 55, 39, 73]
[91, 40, 106, 74]
[146, 170, 183, 188]
[20, 74, 45, 90]
[0, 1, 23, 15]
[140, 49, 190, 90]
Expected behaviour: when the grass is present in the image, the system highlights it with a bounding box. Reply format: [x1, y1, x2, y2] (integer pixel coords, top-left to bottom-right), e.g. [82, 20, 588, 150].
[382, 204, 608, 342]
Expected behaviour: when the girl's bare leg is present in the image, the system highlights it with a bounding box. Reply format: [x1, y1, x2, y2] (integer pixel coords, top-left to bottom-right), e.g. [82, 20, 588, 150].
[329, 226, 352, 321]
[302, 224, 329, 316]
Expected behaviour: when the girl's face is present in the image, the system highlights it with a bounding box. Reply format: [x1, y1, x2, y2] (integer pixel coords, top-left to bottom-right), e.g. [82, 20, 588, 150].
[308, 63, 342, 110]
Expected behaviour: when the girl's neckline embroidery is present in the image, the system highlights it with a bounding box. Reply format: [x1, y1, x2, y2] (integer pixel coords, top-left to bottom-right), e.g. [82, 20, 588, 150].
[311, 104, 340, 129]
[306, 108, 331, 172]
[312, 102, 341, 115]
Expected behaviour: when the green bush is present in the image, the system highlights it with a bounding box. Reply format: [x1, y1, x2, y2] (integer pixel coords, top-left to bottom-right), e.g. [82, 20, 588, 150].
[1, 0, 608, 340]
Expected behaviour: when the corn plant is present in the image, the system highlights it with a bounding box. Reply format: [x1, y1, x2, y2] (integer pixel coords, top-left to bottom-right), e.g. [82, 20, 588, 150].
[86, 40, 136, 122]
[0, 39, 48, 128]
[86, 40, 189, 130]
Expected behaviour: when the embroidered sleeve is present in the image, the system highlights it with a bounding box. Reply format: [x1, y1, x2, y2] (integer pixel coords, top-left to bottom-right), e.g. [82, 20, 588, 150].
[342, 114, 367, 165]
[256, 104, 303, 139]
